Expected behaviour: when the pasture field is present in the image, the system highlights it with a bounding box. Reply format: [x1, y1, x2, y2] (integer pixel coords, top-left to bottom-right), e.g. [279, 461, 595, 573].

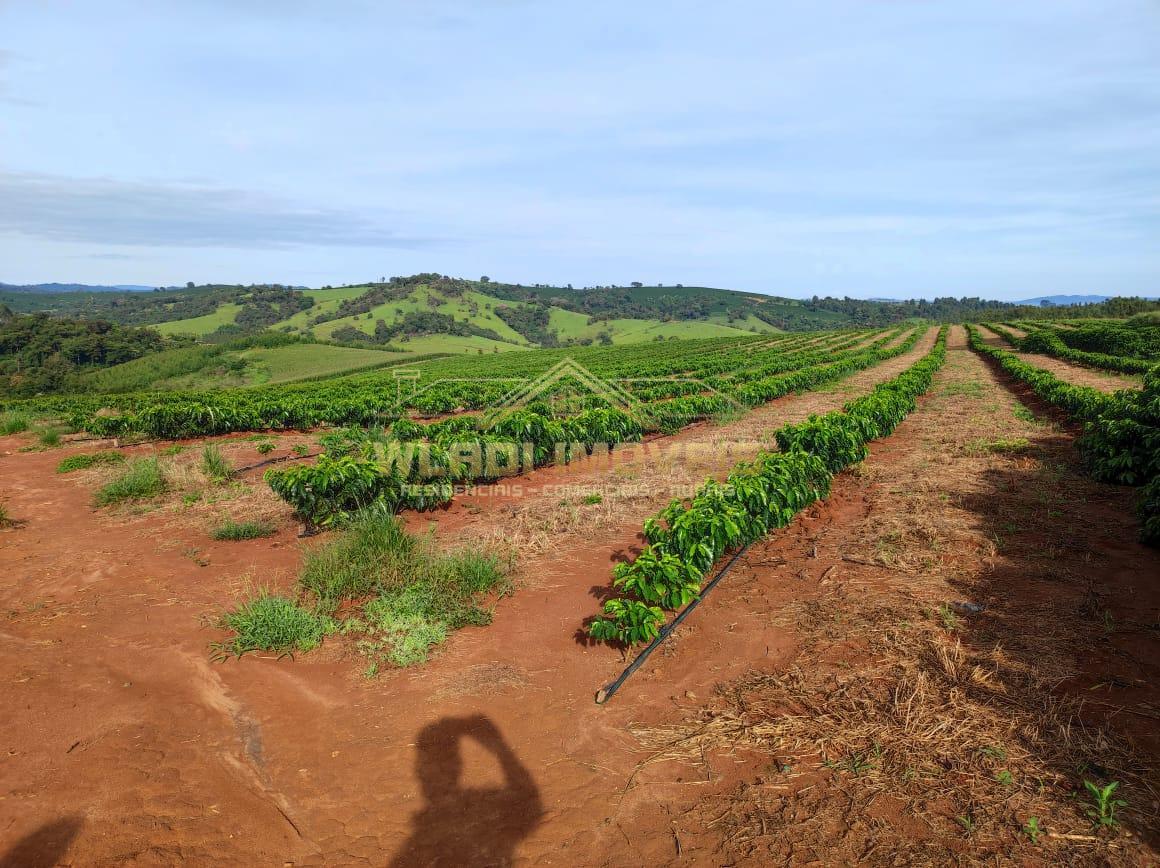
[152, 301, 244, 336]
[1, 321, 1157, 865]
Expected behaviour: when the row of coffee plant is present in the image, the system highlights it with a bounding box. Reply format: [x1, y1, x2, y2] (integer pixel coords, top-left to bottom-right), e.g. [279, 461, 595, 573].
[986, 322, 1155, 375]
[4, 331, 871, 439]
[588, 326, 949, 644]
[967, 325, 1159, 544]
[264, 330, 928, 527]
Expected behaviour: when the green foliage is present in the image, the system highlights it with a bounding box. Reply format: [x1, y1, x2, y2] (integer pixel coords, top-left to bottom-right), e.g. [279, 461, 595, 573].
[0, 311, 173, 396]
[301, 510, 419, 601]
[212, 519, 276, 541]
[997, 320, 1160, 371]
[938, 603, 960, 631]
[38, 428, 63, 447]
[1058, 320, 1160, 359]
[358, 602, 448, 667]
[215, 591, 325, 657]
[295, 511, 509, 669]
[967, 325, 1160, 545]
[0, 412, 30, 435]
[589, 327, 949, 645]
[56, 451, 126, 473]
[588, 598, 665, 645]
[1023, 816, 1042, 844]
[0, 503, 11, 527]
[256, 441, 275, 455]
[1083, 779, 1126, 829]
[200, 445, 233, 483]
[93, 457, 167, 506]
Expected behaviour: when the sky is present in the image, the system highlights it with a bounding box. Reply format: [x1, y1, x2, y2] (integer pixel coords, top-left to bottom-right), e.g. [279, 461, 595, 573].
[1, 1, 1158, 300]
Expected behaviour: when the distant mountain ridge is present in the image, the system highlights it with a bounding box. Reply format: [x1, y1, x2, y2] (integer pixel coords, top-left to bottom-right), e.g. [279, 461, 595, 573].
[4, 276, 1160, 349]
[1016, 294, 1158, 305]
[1, 282, 156, 293]
[1017, 294, 1113, 306]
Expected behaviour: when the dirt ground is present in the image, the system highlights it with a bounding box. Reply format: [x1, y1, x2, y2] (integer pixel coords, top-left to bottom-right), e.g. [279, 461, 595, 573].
[1, 326, 1155, 866]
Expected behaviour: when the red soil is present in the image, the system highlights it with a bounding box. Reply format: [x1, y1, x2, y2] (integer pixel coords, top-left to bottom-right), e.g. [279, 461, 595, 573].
[1, 325, 1153, 865]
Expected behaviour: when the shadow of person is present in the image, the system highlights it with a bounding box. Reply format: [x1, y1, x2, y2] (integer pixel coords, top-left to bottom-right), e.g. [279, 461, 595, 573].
[390, 715, 542, 868]
[0, 816, 83, 868]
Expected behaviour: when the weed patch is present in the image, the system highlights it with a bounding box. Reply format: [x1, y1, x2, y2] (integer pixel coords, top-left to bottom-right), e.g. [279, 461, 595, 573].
[298, 511, 510, 669]
[0, 412, 30, 435]
[57, 451, 126, 473]
[93, 457, 167, 506]
[966, 436, 1032, 455]
[212, 519, 276, 541]
[200, 445, 233, 483]
[214, 591, 325, 658]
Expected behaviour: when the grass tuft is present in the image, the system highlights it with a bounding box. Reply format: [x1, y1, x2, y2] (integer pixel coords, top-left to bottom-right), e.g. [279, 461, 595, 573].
[0, 412, 30, 436]
[93, 457, 167, 506]
[57, 451, 127, 474]
[216, 591, 324, 658]
[299, 510, 511, 669]
[38, 428, 64, 447]
[200, 445, 233, 483]
[300, 511, 418, 601]
[212, 519, 277, 541]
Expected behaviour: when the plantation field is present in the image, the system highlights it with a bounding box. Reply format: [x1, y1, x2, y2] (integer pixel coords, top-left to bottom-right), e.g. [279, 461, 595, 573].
[1, 321, 1157, 864]
[159, 343, 415, 389]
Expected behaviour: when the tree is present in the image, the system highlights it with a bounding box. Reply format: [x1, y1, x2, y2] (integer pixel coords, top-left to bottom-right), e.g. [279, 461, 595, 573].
[186, 281, 195, 289]
[631, 281, 643, 288]
[480, 276, 490, 283]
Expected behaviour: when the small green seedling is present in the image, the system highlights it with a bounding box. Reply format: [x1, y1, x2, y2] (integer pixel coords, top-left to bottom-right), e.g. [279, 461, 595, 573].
[938, 603, 959, 631]
[1023, 816, 1042, 844]
[1084, 779, 1125, 829]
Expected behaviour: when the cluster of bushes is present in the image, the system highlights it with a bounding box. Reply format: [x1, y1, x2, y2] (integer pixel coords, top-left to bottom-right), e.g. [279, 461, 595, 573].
[589, 327, 948, 644]
[494, 304, 559, 347]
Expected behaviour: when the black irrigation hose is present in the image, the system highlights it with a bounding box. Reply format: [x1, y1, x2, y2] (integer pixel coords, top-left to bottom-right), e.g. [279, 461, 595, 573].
[594, 542, 753, 705]
[233, 451, 322, 475]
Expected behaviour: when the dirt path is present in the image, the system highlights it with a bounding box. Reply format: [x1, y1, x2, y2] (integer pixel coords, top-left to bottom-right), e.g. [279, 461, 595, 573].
[594, 325, 1159, 864]
[0, 330, 942, 866]
[975, 324, 1143, 393]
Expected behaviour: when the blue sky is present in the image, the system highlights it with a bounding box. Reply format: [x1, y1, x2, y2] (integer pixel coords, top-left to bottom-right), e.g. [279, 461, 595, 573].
[1, 1, 1158, 300]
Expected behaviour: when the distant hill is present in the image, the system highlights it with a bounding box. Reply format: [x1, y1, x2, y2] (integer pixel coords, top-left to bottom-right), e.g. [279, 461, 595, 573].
[1017, 295, 1112, 306]
[0, 282, 156, 293]
[5, 275, 1160, 349]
